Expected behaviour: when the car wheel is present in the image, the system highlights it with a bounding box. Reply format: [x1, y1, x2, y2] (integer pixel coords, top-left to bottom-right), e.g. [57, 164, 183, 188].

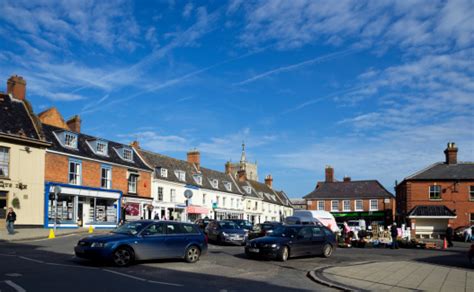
[322, 244, 333, 258]
[278, 246, 289, 262]
[113, 246, 134, 267]
[185, 246, 201, 263]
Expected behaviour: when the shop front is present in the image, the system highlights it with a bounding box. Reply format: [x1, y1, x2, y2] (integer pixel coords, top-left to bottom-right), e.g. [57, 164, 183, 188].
[45, 182, 121, 229]
[333, 210, 392, 226]
[187, 205, 210, 222]
[214, 208, 244, 220]
[122, 195, 154, 221]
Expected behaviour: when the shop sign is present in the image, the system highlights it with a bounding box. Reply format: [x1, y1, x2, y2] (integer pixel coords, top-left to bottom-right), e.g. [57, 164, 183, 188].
[0, 181, 27, 190]
[333, 211, 385, 217]
[125, 203, 140, 216]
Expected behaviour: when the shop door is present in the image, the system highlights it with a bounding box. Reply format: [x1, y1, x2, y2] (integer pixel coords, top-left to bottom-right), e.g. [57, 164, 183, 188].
[0, 191, 6, 228]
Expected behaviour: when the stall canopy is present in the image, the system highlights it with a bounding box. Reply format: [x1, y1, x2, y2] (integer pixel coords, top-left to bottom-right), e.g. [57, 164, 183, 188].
[187, 205, 209, 214]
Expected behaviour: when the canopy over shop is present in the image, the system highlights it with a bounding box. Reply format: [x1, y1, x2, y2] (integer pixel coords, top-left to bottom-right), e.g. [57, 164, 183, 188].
[45, 182, 121, 228]
[213, 207, 244, 220]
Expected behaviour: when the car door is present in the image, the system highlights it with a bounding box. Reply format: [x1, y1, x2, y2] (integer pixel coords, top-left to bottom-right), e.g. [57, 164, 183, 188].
[208, 222, 219, 241]
[164, 223, 188, 257]
[311, 226, 325, 255]
[292, 227, 313, 256]
[135, 223, 166, 260]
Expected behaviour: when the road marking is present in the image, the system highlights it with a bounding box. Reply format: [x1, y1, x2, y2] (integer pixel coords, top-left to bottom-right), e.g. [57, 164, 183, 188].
[5, 273, 22, 277]
[18, 256, 44, 264]
[147, 280, 184, 287]
[102, 269, 147, 281]
[45, 262, 98, 270]
[5, 280, 26, 292]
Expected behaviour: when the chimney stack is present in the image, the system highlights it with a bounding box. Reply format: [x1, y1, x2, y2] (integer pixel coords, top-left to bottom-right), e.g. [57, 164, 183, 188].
[66, 115, 81, 133]
[7, 75, 26, 100]
[237, 169, 247, 182]
[130, 140, 140, 149]
[325, 166, 334, 183]
[187, 149, 200, 170]
[265, 174, 273, 188]
[343, 176, 351, 182]
[225, 161, 232, 175]
[444, 142, 458, 165]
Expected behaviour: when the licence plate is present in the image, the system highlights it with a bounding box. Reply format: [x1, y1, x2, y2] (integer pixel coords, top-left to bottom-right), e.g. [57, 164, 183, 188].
[231, 236, 241, 240]
[249, 248, 259, 253]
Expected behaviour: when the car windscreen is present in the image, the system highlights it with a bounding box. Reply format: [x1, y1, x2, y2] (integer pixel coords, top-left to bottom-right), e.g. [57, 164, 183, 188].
[261, 224, 278, 230]
[219, 222, 239, 229]
[112, 222, 148, 235]
[269, 226, 298, 237]
[235, 221, 252, 228]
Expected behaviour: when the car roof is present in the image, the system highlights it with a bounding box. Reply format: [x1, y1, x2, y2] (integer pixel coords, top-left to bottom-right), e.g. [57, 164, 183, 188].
[132, 220, 194, 224]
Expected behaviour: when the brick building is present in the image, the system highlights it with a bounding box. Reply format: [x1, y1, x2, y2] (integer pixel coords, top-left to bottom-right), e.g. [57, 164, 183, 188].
[304, 166, 395, 226]
[396, 143, 474, 238]
[39, 108, 152, 228]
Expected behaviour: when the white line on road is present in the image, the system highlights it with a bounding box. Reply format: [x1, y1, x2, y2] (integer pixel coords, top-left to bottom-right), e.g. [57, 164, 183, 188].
[5, 280, 26, 292]
[18, 256, 44, 264]
[147, 280, 184, 287]
[102, 269, 147, 281]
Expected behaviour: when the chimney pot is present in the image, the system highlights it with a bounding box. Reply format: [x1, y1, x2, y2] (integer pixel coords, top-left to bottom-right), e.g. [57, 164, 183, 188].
[66, 115, 81, 133]
[265, 174, 273, 188]
[7, 75, 26, 100]
[131, 140, 140, 149]
[225, 161, 232, 175]
[444, 142, 458, 164]
[325, 166, 334, 183]
[237, 169, 247, 182]
[343, 176, 351, 182]
[187, 150, 200, 170]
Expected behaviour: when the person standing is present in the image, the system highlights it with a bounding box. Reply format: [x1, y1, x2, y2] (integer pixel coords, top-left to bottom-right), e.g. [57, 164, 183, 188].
[6, 207, 16, 235]
[446, 224, 454, 247]
[390, 222, 399, 249]
[464, 227, 472, 242]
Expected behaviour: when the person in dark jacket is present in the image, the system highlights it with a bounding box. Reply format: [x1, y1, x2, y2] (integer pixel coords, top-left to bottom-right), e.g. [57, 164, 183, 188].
[446, 224, 454, 247]
[6, 207, 16, 235]
[390, 223, 399, 249]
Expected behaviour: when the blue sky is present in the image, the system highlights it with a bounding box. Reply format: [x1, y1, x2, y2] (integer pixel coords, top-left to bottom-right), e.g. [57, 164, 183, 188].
[1, 0, 473, 197]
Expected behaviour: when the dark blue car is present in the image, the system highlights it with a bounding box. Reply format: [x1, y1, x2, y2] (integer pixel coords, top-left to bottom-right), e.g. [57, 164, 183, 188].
[205, 220, 247, 245]
[74, 220, 207, 266]
[245, 225, 336, 261]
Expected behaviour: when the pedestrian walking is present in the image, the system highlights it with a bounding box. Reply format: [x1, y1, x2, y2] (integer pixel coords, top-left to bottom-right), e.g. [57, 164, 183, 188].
[464, 227, 472, 242]
[390, 222, 399, 249]
[446, 224, 454, 247]
[153, 213, 160, 220]
[6, 207, 16, 235]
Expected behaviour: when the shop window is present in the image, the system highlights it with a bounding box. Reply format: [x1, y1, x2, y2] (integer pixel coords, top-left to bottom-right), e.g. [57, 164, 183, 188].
[101, 166, 112, 189]
[48, 194, 75, 223]
[90, 198, 117, 223]
[128, 173, 138, 194]
[331, 200, 339, 212]
[68, 160, 81, 185]
[470, 186, 474, 201]
[355, 200, 363, 211]
[369, 199, 378, 211]
[343, 200, 351, 211]
[0, 147, 9, 178]
[429, 185, 441, 200]
[317, 201, 325, 210]
[157, 187, 163, 201]
[170, 189, 176, 202]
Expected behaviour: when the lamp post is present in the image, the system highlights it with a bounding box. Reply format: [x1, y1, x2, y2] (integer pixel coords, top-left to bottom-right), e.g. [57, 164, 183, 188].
[53, 185, 61, 233]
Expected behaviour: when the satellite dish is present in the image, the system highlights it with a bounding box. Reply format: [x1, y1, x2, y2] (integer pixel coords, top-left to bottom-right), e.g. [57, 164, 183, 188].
[184, 189, 193, 199]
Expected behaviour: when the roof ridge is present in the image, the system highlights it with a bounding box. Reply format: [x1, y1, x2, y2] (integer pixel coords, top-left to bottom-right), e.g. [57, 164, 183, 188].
[404, 162, 442, 180]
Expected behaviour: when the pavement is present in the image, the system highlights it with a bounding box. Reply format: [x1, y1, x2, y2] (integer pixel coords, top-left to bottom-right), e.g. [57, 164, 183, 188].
[0, 227, 103, 241]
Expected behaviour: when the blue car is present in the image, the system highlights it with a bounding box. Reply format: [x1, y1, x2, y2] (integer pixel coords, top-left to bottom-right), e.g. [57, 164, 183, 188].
[245, 225, 336, 261]
[74, 220, 207, 266]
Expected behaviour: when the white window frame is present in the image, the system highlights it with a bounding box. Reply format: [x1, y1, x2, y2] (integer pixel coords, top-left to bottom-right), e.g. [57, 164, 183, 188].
[128, 173, 138, 194]
[343, 200, 351, 211]
[355, 200, 363, 211]
[175, 170, 186, 182]
[317, 201, 325, 211]
[170, 189, 176, 202]
[216, 196, 220, 207]
[96, 141, 108, 155]
[100, 166, 112, 189]
[243, 186, 251, 194]
[222, 197, 226, 207]
[429, 185, 442, 200]
[202, 193, 206, 205]
[211, 179, 219, 189]
[68, 160, 82, 185]
[0, 147, 9, 178]
[160, 168, 168, 178]
[369, 199, 378, 211]
[64, 132, 78, 149]
[157, 187, 164, 201]
[331, 200, 339, 212]
[224, 182, 232, 192]
[123, 148, 133, 161]
[231, 198, 234, 209]
[193, 174, 203, 185]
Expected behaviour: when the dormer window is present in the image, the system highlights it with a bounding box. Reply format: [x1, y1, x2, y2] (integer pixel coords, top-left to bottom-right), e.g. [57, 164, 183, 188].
[223, 182, 232, 192]
[243, 186, 251, 194]
[193, 174, 203, 185]
[122, 148, 133, 161]
[175, 170, 186, 182]
[64, 132, 78, 148]
[96, 141, 108, 155]
[160, 168, 168, 178]
[211, 179, 218, 189]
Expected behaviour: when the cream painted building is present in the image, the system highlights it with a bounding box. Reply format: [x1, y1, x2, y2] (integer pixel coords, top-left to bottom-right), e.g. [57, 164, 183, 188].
[0, 77, 50, 228]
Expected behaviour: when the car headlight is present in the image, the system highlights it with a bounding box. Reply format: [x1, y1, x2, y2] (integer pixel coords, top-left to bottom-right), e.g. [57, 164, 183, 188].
[91, 242, 106, 248]
[263, 243, 278, 248]
[221, 232, 228, 237]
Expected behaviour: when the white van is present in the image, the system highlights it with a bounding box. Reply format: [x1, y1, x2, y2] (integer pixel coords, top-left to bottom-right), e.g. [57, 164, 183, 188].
[293, 210, 339, 233]
[347, 219, 366, 232]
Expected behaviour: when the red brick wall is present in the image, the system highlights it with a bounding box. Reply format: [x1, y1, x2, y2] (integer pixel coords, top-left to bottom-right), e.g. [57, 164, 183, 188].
[45, 152, 151, 198]
[397, 180, 474, 228]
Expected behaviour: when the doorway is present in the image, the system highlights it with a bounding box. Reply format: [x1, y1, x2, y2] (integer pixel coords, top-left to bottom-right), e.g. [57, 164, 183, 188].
[0, 191, 7, 229]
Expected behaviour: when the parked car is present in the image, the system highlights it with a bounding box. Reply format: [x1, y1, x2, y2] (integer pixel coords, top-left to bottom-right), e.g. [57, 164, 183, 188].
[205, 220, 246, 245]
[248, 222, 282, 240]
[284, 216, 318, 225]
[347, 219, 367, 232]
[245, 225, 337, 261]
[74, 220, 207, 266]
[195, 218, 213, 231]
[293, 210, 339, 233]
[230, 219, 253, 231]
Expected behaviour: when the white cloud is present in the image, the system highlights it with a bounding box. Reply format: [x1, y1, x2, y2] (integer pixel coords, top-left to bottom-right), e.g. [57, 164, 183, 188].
[183, 3, 194, 19]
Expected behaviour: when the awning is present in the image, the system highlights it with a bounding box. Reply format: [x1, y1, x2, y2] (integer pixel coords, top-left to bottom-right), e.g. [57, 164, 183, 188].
[187, 205, 209, 214]
[48, 185, 120, 199]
